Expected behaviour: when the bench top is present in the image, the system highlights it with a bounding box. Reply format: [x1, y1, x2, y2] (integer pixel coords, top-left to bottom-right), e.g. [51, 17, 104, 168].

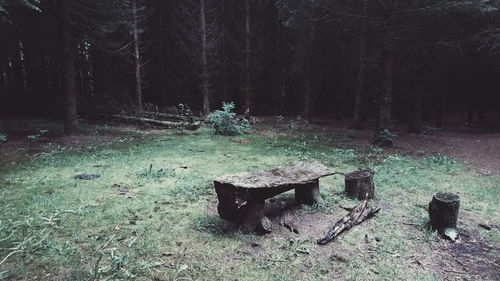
[215, 161, 334, 189]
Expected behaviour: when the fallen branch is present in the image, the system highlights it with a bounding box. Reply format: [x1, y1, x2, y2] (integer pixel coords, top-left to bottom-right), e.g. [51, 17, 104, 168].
[110, 115, 200, 130]
[140, 111, 204, 122]
[317, 196, 380, 245]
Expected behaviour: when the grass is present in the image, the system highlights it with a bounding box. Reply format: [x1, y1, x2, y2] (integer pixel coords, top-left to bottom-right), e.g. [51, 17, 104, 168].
[0, 121, 498, 281]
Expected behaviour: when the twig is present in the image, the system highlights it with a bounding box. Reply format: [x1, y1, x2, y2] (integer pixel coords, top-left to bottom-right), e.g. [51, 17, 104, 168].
[98, 234, 116, 251]
[0, 250, 22, 265]
[444, 269, 469, 274]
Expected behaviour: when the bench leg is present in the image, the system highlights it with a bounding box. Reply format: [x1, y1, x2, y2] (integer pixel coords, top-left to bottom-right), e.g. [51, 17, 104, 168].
[295, 179, 320, 205]
[242, 199, 272, 234]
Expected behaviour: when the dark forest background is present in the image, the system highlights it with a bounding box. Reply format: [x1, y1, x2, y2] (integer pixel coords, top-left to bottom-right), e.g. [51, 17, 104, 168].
[1, 0, 500, 138]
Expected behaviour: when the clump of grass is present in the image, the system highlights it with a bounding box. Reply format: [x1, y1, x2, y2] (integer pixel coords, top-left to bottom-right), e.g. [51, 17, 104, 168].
[137, 164, 173, 181]
[422, 154, 461, 173]
[330, 148, 358, 163]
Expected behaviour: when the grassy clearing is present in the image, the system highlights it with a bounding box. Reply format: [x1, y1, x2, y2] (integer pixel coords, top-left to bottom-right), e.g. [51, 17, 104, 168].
[0, 122, 498, 281]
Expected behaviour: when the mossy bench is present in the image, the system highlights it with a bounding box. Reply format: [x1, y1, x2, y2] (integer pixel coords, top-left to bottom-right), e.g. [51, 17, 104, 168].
[214, 161, 334, 225]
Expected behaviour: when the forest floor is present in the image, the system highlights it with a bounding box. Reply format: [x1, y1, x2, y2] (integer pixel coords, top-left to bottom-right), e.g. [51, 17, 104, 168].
[0, 118, 499, 281]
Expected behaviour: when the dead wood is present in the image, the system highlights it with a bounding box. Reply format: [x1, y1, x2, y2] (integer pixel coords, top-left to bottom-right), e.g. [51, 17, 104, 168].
[317, 196, 380, 245]
[140, 111, 204, 122]
[110, 114, 200, 129]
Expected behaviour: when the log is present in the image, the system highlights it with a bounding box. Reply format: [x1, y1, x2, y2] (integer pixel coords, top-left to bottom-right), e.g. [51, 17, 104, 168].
[110, 114, 200, 130]
[428, 192, 460, 234]
[317, 196, 380, 245]
[140, 111, 204, 122]
[345, 169, 375, 200]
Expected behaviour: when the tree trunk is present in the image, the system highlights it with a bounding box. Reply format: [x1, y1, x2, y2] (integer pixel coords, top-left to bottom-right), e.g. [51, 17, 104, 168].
[60, 5, 79, 135]
[158, 0, 168, 107]
[132, 0, 143, 112]
[200, 0, 211, 116]
[408, 88, 422, 133]
[376, 40, 395, 143]
[303, 1, 317, 122]
[243, 0, 252, 114]
[350, 0, 368, 130]
[220, 0, 228, 103]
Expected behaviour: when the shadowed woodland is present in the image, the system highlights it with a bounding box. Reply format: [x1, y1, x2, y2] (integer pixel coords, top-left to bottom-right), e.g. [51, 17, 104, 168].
[0, 1, 499, 281]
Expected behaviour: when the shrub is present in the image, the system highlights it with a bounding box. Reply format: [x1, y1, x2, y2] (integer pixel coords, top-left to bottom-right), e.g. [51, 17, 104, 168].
[0, 133, 7, 144]
[376, 129, 397, 146]
[207, 102, 249, 136]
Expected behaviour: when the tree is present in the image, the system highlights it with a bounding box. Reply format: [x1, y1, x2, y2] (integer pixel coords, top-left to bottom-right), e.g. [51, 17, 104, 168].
[58, 0, 79, 134]
[175, 0, 222, 115]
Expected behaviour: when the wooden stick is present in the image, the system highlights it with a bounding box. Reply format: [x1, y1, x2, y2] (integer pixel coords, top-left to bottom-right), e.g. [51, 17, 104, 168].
[317, 196, 380, 245]
[110, 115, 199, 129]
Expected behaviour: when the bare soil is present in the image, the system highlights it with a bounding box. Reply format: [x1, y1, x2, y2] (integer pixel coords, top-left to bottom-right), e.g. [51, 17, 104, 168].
[258, 117, 500, 177]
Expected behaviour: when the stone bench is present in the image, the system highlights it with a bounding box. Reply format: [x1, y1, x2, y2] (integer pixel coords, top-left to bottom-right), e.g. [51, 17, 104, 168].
[214, 161, 334, 225]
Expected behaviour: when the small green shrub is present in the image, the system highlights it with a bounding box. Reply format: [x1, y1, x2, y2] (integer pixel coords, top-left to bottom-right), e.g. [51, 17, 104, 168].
[207, 102, 249, 136]
[0, 134, 7, 144]
[376, 129, 397, 146]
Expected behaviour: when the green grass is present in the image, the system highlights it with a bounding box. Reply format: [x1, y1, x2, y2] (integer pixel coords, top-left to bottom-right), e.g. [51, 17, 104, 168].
[0, 122, 498, 281]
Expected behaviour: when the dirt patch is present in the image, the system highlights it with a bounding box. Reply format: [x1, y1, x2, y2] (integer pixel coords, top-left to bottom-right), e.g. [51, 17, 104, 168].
[0, 131, 119, 167]
[256, 117, 500, 177]
[436, 232, 500, 281]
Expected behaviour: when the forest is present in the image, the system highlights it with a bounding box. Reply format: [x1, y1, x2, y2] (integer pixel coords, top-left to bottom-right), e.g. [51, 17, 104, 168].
[1, 0, 500, 135]
[0, 1, 499, 281]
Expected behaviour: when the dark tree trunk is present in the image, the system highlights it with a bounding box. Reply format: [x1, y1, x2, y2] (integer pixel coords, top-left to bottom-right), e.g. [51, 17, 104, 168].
[350, 0, 368, 130]
[429, 193, 460, 233]
[243, 0, 252, 114]
[408, 88, 422, 133]
[131, 0, 143, 112]
[200, 0, 211, 116]
[220, 0, 228, 103]
[158, 0, 168, 107]
[345, 170, 375, 200]
[303, 2, 317, 122]
[435, 92, 443, 129]
[60, 8, 79, 135]
[375, 40, 395, 144]
[466, 103, 474, 125]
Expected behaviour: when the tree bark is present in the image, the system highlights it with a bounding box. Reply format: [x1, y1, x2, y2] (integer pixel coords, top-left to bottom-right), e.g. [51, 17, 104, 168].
[375, 40, 395, 143]
[408, 87, 422, 133]
[345, 170, 375, 200]
[317, 198, 380, 245]
[220, 0, 228, 103]
[158, 0, 168, 107]
[243, 0, 252, 114]
[200, 0, 211, 116]
[132, 0, 143, 112]
[303, 0, 317, 122]
[350, 0, 369, 130]
[429, 193, 460, 233]
[60, 3, 79, 135]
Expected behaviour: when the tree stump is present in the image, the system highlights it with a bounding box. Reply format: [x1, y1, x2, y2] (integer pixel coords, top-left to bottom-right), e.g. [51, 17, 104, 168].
[295, 180, 320, 205]
[345, 170, 375, 200]
[428, 192, 460, 234]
